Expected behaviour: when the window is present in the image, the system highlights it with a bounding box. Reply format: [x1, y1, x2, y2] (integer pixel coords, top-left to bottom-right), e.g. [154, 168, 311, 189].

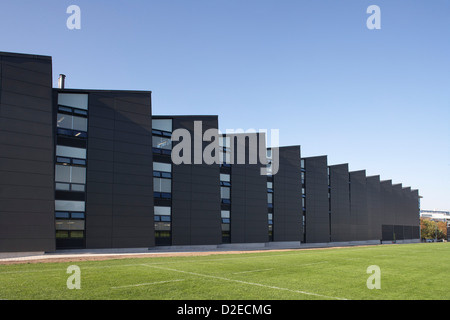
[153, 162, 172, 179]
[55, 219, 85, 231]
[56, 146, 86, 159]
[55, 212, 70, 219]
[152, 119, 172, 156]
[154, 203, 172, 245]
[154, 177, 171, 199]
[221, 222, 231, 243]
[221, 187, 230, 199]
[58, 93, 88, 110]
[153, 162, 171, 173]
[55, 165, 86, 192]
[267, 193, 273, 204]
[55, 165, 86, 184]
[221, 210, 230, 224]
[152, 119, 172, 133]
[57, 113, 88, 138]
[55, 209, 86, 241]
[154, 222, 171, 231]
[221, 210, 230, 219]
[154, 178, 171, 193]
[71, 212, 85, 219]
[154, 206, 171, 222]
[57, 113, 88, 132]
[152, 136, 172, 150]
[55, 200, 85, 212]
[220, 174, 231, 186]
[155, 206, 171, 216]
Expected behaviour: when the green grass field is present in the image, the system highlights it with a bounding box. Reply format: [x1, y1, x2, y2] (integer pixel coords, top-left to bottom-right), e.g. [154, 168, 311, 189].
[0, 243, 449, 300]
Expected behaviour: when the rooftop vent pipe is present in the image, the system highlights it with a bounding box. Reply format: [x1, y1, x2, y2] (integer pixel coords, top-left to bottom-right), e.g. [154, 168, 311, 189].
[58, 74, 66, 89]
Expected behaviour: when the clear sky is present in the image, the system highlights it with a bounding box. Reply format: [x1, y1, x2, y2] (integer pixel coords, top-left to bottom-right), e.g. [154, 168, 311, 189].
[1, 0, 449, 210]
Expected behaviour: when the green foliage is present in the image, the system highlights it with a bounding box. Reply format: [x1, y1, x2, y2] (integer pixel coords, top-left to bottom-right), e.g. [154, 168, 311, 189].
[421, 218, 447, 240]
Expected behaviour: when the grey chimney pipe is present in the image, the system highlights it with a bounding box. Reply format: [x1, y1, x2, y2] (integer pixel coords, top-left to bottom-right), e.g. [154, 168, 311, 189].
[58, 74, 66, 89]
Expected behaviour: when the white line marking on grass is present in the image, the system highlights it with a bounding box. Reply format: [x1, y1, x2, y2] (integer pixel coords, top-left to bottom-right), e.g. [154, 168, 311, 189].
[298, 261, 329, 267]
[232, 268, 274, 274]
[111, 279, 184, 289]
[142, 264, 348, 300]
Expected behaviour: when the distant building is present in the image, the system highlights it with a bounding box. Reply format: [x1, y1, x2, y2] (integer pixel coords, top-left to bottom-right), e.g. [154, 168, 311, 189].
[421, 210, 450, 224]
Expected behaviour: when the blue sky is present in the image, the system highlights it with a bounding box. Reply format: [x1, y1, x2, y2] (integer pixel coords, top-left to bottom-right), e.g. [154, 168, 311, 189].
[1, 0, 449, 210]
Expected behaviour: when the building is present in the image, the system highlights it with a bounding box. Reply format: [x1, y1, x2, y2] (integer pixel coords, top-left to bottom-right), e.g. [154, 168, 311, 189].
[420, 210, 450, 223]
[0, 51, 421, 254]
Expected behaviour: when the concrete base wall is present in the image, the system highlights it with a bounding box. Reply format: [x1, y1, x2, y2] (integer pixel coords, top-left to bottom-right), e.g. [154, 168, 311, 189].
[0, 252, 45, 259]
[1, 239, 424, 260]
[381, 239, 420, 245]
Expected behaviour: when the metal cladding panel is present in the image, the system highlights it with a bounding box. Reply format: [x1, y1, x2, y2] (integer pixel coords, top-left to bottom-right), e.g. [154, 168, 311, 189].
[350, 170, 368, 241]
[392, 184, 403, 226]
[0, 53, 55, 252]
[411, 189, 420, 227]
[304, 156, 330, 243]
[231, 163, 268, 243]
[366, 176, 382, 240]
[329, 164, 350, 242]
[170, 116, 222, 246]
[85, 90, 154, 249]
[228, 133, 268, 243]
[380, 180, 394, 226]
[273, 146, 302, 242]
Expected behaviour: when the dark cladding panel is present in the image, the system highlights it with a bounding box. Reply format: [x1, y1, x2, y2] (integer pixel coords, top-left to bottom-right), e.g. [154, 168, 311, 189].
[85, 90, 153, 249]
[303, 156, 329, 243]
[380, 180, 394, 226]
[273, 146, 302, 242]
[0, 52, 55, 252]
[410, 189, 420, 229]
[350, 170, 368, 241]
[329, 164, 350, 242]
[228, 133, 268, 244]
[392, 184, 403, 227]
[170, 116, 222, 246]
[366, 176, 381, 240]
[231, 163, 268, 243]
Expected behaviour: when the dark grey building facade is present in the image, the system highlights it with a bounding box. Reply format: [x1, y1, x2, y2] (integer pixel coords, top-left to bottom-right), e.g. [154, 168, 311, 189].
[329, 164, 351, 242]
[0, 52, 55, 253]
[272, 146, 303, 242]
[302, 156, 330, 244]
[0, 51, 421, 253]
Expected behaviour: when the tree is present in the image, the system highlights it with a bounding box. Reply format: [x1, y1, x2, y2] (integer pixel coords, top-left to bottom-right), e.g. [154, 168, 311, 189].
[420, 218, 447, 240]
